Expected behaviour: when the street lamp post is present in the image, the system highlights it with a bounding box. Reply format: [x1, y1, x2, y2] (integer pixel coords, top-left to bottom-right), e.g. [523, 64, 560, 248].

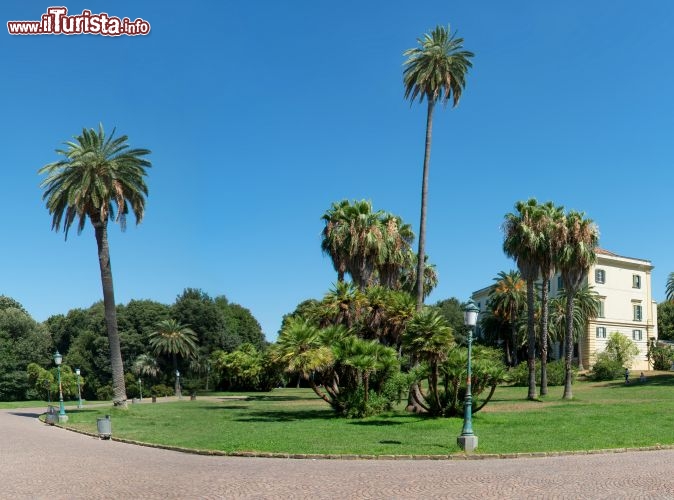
[138, 377, 143, 402]
[176, 370, 181, 399]
[457, 299, 479, 452]
[53, 351, 68, 423]
[75, 368, 83, 409]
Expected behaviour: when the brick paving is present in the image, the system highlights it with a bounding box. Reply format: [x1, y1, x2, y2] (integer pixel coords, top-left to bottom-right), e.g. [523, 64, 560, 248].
[3, 407, 674, 499]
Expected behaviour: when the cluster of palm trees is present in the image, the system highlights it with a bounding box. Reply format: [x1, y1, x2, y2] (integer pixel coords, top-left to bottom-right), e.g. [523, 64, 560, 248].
[321, 200, 437, 297]
[276, 283, 506, 417]
[501, 199, 599, 400]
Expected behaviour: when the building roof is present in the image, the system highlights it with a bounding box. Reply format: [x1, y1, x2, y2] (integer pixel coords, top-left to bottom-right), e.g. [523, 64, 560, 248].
[596, 248, 651, 264]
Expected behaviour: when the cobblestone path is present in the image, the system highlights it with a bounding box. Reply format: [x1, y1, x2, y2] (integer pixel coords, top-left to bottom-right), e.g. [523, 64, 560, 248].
[2, 407, 674, 499]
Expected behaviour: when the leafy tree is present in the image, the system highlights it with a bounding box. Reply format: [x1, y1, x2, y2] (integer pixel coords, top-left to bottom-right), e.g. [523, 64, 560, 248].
[220, 302, 265, 350]
[403, 25, 473, 310]
[39, 124, 152, 407]
[666, 273, 674, 301]
[558, 211, 599, 399]
[149, 319, 198, 397]
[604, 332, 640, 368]
[172, 289, 235, 353]
[657, 301, 674, 341]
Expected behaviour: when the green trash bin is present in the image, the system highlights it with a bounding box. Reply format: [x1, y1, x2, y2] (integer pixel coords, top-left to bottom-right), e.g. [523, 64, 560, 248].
[97, 415, 112, 439]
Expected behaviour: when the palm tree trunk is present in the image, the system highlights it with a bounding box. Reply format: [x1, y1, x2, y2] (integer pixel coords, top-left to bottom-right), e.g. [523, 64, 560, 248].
[562, 288, 576, 399]
[526, 278, 536, 400]
[93, 220, 127, 408]
[415, 99, 435, 312]
[540, 278, 550, 396]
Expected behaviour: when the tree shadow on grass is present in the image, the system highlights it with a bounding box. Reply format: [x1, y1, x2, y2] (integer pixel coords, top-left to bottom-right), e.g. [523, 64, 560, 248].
[234, 409, 337, 422]
[244, 395, 317, 402]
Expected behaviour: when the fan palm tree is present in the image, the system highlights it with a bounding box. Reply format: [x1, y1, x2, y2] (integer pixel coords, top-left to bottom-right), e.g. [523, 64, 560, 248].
[557, 211, 599, 399]
[344, 338, 397, 403]
[321, 200, 386, 289]
[39, 124, 151, 407]
[503, 199, 543, 400]
[149, 319, 198, 397]
[403, 25, 474, 311]
[570, 285, 601, 370]
[277, 317, 336, 406]
[377, 214, 415, 289]
[488, 270, 526, 367]
[403, 309, 455, 413]
[536, 202, 565, 395]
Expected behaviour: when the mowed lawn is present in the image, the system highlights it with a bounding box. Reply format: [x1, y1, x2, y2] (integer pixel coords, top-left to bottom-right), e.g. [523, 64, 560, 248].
[59, 372, 674, 456]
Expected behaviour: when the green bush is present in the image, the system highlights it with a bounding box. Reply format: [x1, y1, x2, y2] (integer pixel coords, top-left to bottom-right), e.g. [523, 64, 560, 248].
[591, 352, 624, 381]
[150, 384, 174, 397]
[96, 385, 114, 401]
[649, 343, 674, 371]
[509, 360, 574, 386]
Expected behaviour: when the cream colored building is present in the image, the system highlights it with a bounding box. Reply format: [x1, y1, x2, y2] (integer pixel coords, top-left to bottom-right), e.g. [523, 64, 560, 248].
[472, 248, 657, 371]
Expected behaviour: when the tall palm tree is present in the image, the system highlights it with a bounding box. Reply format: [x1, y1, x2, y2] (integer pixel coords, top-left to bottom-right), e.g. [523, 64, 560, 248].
[39, 124, 151, 407]
[537, 202, 565, 395]
[403, 25, 474, 311]
[488, 270, 526, 367]
[503, 199, 542, 400]
[149, 319, 198, 397]
[557, 211, 599, 399]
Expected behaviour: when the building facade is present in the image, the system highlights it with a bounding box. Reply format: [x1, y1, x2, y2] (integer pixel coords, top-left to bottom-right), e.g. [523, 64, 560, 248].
[472, 248, 657, 371]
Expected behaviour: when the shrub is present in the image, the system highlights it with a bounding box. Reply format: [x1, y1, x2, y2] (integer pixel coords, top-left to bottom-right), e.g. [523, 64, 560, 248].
[150, 384, 174, 397]
[96, 385, 114, 401]
[649, 343, 674, 371]
[509, 360, 574, 386]
[591, 352, 624, 381]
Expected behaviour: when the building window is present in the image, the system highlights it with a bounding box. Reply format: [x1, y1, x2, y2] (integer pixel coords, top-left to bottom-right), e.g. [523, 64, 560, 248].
[633, 275, 641, 289]
[557, 276, 564, 290]
[632, 329, 642, 341]
[633, 304, 643, 321]
[598, 300, 605, 318]
[595, 269, 606, 284]
[596, 326, 606, 338]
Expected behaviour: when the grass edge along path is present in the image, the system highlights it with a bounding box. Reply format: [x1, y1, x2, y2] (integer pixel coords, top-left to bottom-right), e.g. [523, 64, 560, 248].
[41, 373, 674, 458]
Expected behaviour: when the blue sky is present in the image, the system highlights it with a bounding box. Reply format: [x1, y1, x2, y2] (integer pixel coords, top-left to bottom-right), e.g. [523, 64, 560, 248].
[3, 1, 674, 341]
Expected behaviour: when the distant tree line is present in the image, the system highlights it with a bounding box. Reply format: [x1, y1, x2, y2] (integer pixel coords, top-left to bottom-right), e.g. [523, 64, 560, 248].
[0, 289, 265, 401]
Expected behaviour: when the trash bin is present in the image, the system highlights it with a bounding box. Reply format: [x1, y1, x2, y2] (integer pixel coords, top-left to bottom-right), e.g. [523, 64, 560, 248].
[97, 415, 112, 439]
[45, 406, 57, 426]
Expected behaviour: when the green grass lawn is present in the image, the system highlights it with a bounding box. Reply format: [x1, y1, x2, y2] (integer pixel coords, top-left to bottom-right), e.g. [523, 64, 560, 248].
[55, 372, 674, 456]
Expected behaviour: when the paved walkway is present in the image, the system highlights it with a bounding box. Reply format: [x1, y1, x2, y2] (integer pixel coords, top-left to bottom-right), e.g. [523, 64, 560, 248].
[3, 407, 674, 499]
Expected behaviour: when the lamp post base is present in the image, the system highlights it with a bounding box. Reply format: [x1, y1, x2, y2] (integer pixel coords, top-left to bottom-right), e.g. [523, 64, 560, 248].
[58, 414, 69, 423]
[457, 434, 478, 453]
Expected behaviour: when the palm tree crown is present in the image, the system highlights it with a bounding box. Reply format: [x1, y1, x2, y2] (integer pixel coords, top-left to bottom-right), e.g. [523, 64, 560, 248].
[403, 25, 474, 106]
[39, 124, 151, 238]
[150, 319, 198, 360]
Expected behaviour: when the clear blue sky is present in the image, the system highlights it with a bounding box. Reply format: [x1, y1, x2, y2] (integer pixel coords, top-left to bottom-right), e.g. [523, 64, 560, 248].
[3, 2, 674, 341]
